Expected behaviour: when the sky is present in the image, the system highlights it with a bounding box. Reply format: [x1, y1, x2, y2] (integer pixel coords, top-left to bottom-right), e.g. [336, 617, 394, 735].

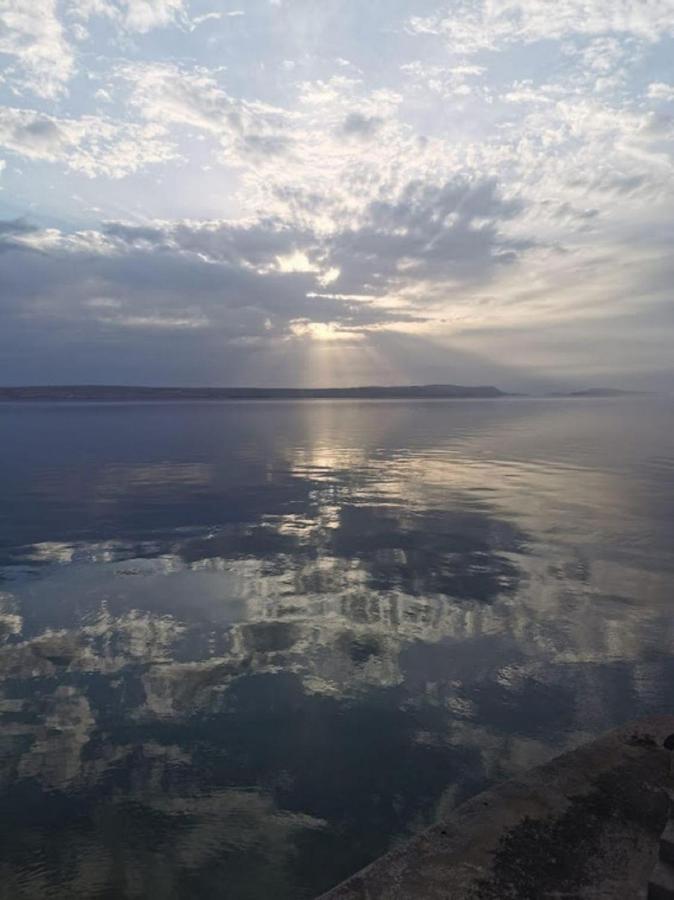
[0, 0, 673, 390]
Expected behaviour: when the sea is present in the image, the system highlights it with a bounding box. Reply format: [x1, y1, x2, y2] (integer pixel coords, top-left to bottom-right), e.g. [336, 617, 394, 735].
[0, 397, 673, 899]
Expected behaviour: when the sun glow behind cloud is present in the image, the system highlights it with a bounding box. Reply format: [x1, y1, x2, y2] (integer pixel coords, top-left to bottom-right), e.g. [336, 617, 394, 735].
[289, 320, 364, 343]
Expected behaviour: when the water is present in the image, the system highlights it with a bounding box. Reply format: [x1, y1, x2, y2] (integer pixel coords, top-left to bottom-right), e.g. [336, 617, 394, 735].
[0, 397, 673, 899]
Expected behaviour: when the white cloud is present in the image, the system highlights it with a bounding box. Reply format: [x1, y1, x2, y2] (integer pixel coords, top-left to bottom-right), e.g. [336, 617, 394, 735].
[408, 1, 674, 51]
[0, 0, 75, 98]
[648, 82, 674, 101]
[115, 62, 293, 164]
[188, 11, 242, 30]
[122, 0, 185, 31]
[99, 313, 209, 329]
[401, 61, 487, 99]
[69, 0, 187, 33]
[0, 106, 177, 177]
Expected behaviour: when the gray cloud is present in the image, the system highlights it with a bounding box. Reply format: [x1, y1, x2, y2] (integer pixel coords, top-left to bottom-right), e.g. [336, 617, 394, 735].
[0, 218, 40, 254]
[340, 112, 384, 138]
[327, 177, 529, 294]
[0, 108, 70, 159]
[0, 218, 37, 237]
[0, 209, 431, 384]
[0, 176, 534, 385]
[104, 217, 312, 266]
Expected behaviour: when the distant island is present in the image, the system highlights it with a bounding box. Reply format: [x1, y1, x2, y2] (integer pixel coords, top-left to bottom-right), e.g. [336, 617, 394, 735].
[0, 384, 510, 401]
[0, 385, 651, 403]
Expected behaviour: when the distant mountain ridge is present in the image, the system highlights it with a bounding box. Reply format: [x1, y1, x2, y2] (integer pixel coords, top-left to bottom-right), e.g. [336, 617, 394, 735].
[0, 384, 509, 401]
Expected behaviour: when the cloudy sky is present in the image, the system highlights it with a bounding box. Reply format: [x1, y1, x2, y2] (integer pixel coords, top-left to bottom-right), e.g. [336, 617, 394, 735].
[0, 0, 673, 390]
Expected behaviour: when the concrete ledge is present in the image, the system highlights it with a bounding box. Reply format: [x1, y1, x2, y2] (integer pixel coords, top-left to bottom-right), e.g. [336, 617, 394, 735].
[318, 715, 674, 900]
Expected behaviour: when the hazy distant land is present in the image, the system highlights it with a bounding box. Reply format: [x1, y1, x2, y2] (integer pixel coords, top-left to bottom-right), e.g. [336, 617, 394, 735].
[547, 388, 648, 398]
[0, 384, 510, 401]
[0, 385, 650, 402]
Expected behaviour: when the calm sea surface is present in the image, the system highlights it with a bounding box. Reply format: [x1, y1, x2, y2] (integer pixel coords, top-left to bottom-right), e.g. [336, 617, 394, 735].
[0, 398, 673, 899]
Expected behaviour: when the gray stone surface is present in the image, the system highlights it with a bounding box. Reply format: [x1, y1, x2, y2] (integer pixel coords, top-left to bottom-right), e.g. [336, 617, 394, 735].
[648, 859, 674, 900]
[661, 820, 674, 866]
[318, 715, 674, 900]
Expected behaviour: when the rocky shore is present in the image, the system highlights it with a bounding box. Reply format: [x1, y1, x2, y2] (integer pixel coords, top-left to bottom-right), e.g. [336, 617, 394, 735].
[318, 715, 674, 900]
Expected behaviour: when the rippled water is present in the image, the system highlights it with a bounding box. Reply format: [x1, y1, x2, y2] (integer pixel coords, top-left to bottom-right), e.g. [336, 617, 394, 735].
[0, 398, 673, 899]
